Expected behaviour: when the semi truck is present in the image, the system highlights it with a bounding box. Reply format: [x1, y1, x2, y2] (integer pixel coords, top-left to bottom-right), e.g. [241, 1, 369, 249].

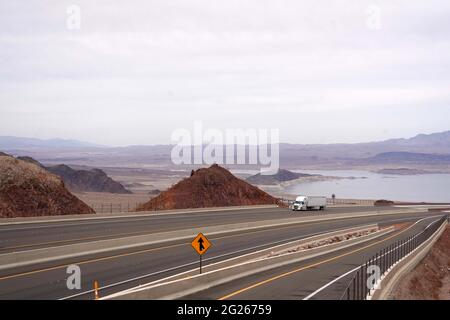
[290, 195, 327, 211]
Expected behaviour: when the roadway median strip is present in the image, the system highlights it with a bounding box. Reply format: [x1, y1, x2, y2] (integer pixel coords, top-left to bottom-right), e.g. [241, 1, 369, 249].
[102, 224, 395, 299]
[0, 208, 421, 271]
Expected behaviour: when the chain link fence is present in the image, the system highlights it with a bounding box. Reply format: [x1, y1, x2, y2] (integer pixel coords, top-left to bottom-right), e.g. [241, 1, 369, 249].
[278, 198, 375, 207]
[89, 203, 146, 213]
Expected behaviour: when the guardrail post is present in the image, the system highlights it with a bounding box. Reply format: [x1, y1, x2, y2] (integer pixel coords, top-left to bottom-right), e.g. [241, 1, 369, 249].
[352, 277, 356, 300]
[401, 239, 404, 260]
[356, 270, 360, 300]
[385, 247, 388, 274]
[389, 244, 392, 269]
[365, 261, 369, 299]
[396, 241, 399, 263]
[360, 266, 364, 300]
[387, 244, 390, 271]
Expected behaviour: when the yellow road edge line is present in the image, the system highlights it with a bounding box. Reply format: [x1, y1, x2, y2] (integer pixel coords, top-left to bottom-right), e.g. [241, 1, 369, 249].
[0, 230, 167, 252]
[218, 221, 419, 300]
[0, 209, 419, 252]
[0, 220, 332, 282]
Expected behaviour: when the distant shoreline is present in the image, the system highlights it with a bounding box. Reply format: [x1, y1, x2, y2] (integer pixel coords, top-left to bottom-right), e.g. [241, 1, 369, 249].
[373, 168, 447, 175]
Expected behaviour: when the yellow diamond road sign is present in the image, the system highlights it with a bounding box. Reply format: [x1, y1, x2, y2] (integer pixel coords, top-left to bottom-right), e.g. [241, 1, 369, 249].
[191, 233, 211, 255]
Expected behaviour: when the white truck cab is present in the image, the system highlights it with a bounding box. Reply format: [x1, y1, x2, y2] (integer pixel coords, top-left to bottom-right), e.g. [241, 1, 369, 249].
[290, 195, 327, 211]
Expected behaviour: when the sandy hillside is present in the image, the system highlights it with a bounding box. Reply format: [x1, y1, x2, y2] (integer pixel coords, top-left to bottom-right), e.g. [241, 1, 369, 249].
[393, 226, 450, 300]
[0, 155, 94, 217]
[136, 164, 278, 211]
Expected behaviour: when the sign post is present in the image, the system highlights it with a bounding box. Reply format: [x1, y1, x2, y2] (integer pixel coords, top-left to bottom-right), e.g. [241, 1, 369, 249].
[191, 233, 211, 274]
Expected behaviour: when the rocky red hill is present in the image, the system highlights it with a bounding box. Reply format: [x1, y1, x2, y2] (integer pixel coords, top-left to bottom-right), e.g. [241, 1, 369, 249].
[136, 164, 278, 211]
[0, 155, 94, 218]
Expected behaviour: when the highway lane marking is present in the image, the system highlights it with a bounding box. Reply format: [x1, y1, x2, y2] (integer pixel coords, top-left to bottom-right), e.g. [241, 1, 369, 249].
[0, 211, 317, 252]
[60, 227, 354, 300]
[0, 223, 247, 252]
[0, 211, 294, 251]
[217, 215, 442, 300]
[0, 209, 424, 252]
[0, 214, 433, 284]
[303, 216, 443, 300]
[0, 206, 281, 227]
[84, 215, 429, 301]
[60, 222, 390, 300]
[0, 219, 342, 282]
[0, 210, 294, 250]
[63, 215, 439, 300]
[0, 206, 396, 231]
[0, 230, 166, 252]
[0, 207, 283, 230]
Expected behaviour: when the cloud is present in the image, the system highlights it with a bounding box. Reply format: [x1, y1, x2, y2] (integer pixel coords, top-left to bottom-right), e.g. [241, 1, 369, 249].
[0, 0, 449, 145]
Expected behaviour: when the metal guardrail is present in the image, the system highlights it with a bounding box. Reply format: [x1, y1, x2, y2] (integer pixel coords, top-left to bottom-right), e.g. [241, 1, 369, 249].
[340, 214, 448, 300]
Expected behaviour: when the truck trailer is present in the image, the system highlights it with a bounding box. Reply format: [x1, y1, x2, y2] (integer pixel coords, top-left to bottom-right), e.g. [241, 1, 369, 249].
[290, 195, 327, 211]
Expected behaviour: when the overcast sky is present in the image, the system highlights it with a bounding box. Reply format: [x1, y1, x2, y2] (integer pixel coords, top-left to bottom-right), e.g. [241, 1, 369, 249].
[0, 1, 449, 146]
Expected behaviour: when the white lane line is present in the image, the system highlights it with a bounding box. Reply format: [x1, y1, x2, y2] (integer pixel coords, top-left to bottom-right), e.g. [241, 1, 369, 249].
[59, 226, 360, 300]
[0, 208, 284, 232]
[59, 214, 435, 300]
[302, 215, 443, 300]
[0, 206, 280, 228]
[0, 206, 398, 231]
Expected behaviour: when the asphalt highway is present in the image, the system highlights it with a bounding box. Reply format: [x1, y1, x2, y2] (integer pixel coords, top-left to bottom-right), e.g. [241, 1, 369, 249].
[185, 215, 443, 300]
[0, 208, 436, 300]
[0, 206, 394, 253]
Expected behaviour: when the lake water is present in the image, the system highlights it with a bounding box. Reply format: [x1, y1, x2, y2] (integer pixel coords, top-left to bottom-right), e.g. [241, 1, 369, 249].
[284, 170, 450, 203]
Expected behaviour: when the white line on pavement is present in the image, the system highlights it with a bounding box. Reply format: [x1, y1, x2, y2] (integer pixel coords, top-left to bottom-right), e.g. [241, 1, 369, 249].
[302, 215, 443, 300]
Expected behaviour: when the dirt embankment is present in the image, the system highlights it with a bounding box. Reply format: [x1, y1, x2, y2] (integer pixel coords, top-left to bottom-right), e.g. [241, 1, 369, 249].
[0, 155, 94, 218]
[136, 164, 278, 211]
[393, 226, 450, 300]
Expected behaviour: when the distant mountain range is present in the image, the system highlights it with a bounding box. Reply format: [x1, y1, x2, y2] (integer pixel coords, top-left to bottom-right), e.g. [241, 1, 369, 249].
[358, 152, 450, 165]
[278, 130, 450, 163]
[246, 169, 316, 185]
[17, 156, 131, 194]
[0, 136, 104, 149]
[1, 130, 450, 170]
[46, 165, 131, 194]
